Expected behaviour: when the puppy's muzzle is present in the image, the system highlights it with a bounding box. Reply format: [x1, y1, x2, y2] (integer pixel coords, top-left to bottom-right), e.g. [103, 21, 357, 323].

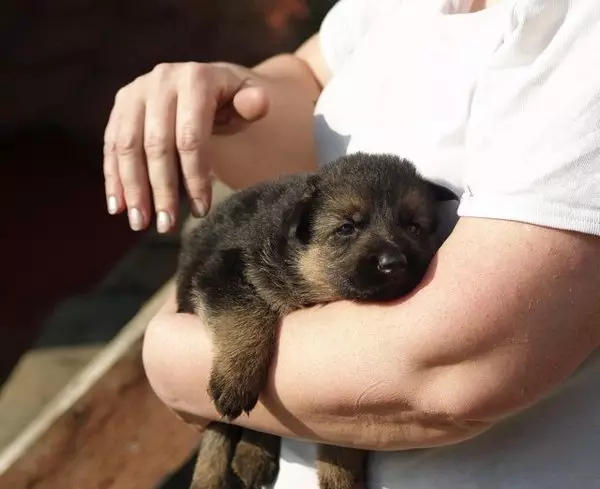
[366, 243, 408, 276]
[376, 250, 407, 274]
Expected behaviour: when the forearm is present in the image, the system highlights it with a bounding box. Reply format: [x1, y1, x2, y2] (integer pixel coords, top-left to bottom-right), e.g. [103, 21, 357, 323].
[210, 51, 323, 190]
[144, 218, 600, 451]
[144, 288, 490, 451]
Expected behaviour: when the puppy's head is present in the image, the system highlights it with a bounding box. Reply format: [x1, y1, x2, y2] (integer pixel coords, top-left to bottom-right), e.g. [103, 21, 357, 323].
[288, 153, 455, 303]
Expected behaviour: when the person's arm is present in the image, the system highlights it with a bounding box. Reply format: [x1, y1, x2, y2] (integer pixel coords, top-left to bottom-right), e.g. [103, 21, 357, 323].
[103, 34, 330, 231]
[208, 34, 331, 191]
[104, 0, 397, 232]
[143, 217, 600, 450]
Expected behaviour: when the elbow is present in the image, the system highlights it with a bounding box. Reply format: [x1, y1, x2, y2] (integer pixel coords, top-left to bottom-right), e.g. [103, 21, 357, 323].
[369, 363, 517, 449]
[378, 389, 499, 450]
[413, 364, 527, 434]
[341, 370, 497, 450]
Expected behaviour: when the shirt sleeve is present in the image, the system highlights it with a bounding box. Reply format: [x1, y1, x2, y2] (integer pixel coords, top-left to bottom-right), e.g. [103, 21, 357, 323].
[458, 0, 600, 236]
[319, 0, 403, 75]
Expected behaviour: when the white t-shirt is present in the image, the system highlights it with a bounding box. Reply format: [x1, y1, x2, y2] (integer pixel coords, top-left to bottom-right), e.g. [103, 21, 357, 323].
[274, 0, 600, 488]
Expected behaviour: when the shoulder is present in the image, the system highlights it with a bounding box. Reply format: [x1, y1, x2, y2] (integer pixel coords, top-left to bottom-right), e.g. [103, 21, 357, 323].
[318, 0, 405, 74]
[460, 0, 600, 238]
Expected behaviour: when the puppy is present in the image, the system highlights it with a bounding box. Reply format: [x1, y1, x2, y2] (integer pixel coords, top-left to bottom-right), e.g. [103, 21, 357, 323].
[176, 152, 455, 489]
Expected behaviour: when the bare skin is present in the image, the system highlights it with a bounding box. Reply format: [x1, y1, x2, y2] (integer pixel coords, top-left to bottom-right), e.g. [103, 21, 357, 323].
[103, 35, 328, 232]
[144, 219, 600, 449]
[104, 0, 600, 457]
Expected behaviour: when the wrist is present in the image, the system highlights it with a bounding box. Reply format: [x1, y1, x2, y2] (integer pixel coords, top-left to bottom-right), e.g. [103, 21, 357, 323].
[207, 56, 320, 189]
[253, 53, 323, 97]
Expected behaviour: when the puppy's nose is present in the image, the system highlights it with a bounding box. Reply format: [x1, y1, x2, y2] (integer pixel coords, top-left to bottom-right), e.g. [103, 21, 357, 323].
[377, 251, 407, 273]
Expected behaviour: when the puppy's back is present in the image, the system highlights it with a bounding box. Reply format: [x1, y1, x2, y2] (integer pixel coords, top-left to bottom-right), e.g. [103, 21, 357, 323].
[176, 174, 309, 314]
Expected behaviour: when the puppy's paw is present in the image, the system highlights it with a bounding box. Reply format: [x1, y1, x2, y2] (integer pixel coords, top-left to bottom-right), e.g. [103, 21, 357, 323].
[189, 471, 230, 489]
[209, 368, 261, 420]
[189, 479, 221, 489]
[232, 440, 279, 489]
[190, 472, 244, 489]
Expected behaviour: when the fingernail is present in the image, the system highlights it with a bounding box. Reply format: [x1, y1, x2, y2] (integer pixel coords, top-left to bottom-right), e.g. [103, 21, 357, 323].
[128, 208, 144, 231]
[191, 199, 207, 217]
[157, 211, 172, 234]
[107, 195, 118, 215]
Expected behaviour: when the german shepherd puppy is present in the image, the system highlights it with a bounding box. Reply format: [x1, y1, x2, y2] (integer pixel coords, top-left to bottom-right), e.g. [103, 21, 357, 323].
[176, 152, 455, 489]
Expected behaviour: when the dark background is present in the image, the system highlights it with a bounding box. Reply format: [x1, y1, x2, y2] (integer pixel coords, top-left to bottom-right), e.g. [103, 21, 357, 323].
[0, 0, 335, 385]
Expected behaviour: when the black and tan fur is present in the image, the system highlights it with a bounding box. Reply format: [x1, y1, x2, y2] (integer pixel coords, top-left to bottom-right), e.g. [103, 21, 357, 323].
[176, 152, 456, 489]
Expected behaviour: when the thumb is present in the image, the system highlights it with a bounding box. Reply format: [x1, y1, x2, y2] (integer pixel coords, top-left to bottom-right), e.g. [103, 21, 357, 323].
[232, 83, 270, 122]
[212, 64, 270, 129]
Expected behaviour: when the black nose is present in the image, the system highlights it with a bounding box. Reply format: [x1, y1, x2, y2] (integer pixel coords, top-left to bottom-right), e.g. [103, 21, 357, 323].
[377, 251, 407, 273]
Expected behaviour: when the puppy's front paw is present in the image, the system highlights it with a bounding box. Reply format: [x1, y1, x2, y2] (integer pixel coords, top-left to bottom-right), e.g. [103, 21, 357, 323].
[208, 367, 261, 420]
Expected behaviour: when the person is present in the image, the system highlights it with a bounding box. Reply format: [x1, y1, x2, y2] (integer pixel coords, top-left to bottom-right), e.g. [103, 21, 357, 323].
[103, 0, 600, 487]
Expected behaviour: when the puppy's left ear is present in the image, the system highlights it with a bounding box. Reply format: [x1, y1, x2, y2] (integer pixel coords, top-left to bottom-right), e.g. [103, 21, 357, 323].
[426, 182, 459, 242]
[284, 175, 319, 244]
[427, 182, 458, 202]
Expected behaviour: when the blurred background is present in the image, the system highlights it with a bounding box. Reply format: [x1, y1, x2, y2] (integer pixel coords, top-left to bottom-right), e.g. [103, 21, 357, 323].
[0, 1, 334, 486]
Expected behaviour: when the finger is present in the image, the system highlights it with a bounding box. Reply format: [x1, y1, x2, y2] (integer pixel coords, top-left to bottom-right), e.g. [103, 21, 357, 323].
[213, 85, 269, 131]
[232, 84, 270, 122]
[212, 61, 269, 116]
[103, 98, 125, 215]
[175, 65, 215, 217]
[145, 78, 179, 234]
[116, 92, 152, 231]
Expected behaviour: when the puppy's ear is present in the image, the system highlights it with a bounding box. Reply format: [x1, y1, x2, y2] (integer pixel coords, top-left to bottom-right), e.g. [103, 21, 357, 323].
[284, 175, 319, 244]
[426, 182, 458, 239]
[427, 182, 458, 202]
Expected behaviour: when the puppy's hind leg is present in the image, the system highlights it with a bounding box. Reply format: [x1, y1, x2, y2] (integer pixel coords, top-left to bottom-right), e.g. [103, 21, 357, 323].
[316, 444, 368, 489]
[190, 422, 243, 489]
[232, 429, 281, 489]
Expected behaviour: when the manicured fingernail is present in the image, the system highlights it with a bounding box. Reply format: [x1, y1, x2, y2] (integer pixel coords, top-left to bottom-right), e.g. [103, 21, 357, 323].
[107, 195, 118, 215]
[128, 208, 144, 231]
[157, 211, 172, 234]
[191, 199, 207, 217]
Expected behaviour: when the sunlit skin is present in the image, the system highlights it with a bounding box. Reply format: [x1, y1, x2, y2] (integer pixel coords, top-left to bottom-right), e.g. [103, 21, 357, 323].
[102, 0, 600, 452]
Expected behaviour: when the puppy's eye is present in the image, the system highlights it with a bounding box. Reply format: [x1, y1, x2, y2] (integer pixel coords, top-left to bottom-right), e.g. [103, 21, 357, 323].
[337, 222, 356, 236]
[406, 223, 421, 235]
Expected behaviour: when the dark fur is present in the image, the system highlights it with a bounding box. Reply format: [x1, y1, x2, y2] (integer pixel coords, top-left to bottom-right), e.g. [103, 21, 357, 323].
[176, 152, 455, 489]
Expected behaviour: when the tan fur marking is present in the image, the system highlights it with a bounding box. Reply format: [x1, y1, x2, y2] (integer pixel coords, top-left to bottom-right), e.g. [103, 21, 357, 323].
[208, 305, 279, 420]
[316, 445, 368, 489]
[297, 244, 340, 302]
[231, 430, 280, 487]
[191, 425, 238, 489]
[402, 188, 424, 210]
[189, 288, 208, 320]
[327, 192, 368, 218]
[193, 304, 280, 489]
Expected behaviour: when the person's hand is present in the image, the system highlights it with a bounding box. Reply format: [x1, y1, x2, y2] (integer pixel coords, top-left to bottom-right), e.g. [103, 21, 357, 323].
[103, 62, 270, 233]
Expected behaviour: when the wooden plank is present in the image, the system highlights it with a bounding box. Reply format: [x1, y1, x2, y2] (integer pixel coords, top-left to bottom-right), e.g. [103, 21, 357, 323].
[0, 219, 182, 453]
[0, 345, 103, 451]
[0, 283, 200, 489]
[0, 181, 235, 489]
